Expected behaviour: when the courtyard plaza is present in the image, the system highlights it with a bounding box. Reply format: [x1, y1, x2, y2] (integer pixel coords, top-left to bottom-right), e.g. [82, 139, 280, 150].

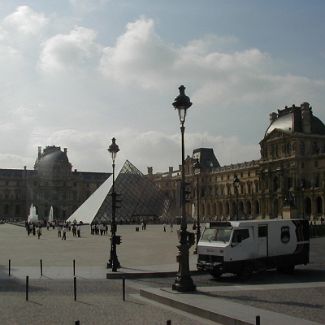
[0, 223, 325, 325]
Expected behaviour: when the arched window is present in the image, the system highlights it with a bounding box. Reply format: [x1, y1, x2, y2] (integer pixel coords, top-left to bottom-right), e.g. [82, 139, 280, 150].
[255, 200, 260, 215]
[304, 197, 311, 218]
[273, 177, 279, 191]
[246, 201, 252, 215]
[316, 197, 323, 215]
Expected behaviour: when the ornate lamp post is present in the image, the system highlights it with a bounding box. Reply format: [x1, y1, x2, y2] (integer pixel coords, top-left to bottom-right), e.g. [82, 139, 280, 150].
[193, 159, 201, 254]
[171, 85, 196, 292]
[233, 175, 240, 220]
[107, 137, 121, 272]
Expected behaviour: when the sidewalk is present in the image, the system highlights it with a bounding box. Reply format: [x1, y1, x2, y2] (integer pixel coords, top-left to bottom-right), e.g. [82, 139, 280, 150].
[139, 285, 323, 325]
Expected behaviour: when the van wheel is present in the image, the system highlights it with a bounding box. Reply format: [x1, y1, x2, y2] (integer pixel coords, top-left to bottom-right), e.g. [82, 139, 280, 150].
[210, 269, 222, 279]
[238, 264, 253, 280]
[277, 265, 295, 274]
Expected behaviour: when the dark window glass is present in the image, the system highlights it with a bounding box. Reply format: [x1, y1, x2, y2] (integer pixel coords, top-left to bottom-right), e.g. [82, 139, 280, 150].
[232, 229, 249, 243]
[258, 225, 268, 237]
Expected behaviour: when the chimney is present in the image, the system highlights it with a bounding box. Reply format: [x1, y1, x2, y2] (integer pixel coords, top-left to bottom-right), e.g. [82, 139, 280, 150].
[147, 167, 153, 175]
[301, 102, 312, 134]
[269, 112, 277, 123]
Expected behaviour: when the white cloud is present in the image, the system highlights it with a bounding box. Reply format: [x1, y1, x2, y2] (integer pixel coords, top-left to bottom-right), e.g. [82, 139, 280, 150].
[39, 26, 100, 74]
[100, 18, 177, 88]
[3, 5, 47, 35]
[0, 10, 324, 175]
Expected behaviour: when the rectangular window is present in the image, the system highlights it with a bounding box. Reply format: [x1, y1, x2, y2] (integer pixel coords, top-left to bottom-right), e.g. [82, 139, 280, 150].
[232, 229, 249, 243]
[258, 225, 268, 237]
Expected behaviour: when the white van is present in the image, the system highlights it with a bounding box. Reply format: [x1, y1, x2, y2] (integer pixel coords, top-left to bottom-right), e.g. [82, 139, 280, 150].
[197, 219, 309, 278]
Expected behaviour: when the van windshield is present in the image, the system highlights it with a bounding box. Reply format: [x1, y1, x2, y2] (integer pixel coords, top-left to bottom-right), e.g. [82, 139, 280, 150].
[201, 227, 232, 243]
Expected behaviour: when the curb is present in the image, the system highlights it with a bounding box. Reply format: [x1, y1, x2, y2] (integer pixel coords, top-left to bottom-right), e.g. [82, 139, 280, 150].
[106, 270, 205, 279]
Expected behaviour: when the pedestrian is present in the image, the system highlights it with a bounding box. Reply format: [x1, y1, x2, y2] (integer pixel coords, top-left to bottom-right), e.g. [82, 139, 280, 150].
[37, 226, 42, 239]
[72, 224, 76, 237]
[77, 225, 81, 238]
[170, 222, 173, 232]
[32, 224, 36, 236]
[62, 226, 66, 240]
[163, 223, 166, 232]
[57, 225, 62, 238]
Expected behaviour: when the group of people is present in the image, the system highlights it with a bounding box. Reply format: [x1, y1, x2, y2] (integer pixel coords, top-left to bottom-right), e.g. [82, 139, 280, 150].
[57, 223, 82, 240]
[25, 222, 42, 238]
[90, 223, 108, 236]
[25, 220, 83, 240]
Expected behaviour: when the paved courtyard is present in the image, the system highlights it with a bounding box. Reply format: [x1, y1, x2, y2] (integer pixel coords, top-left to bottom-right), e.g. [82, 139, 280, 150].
[1, 223, 325, 325]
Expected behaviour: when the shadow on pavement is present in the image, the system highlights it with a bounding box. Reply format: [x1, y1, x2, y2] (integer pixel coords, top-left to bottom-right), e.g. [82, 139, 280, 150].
[0, 265, 45, 293]
[208, 268, 325, 285]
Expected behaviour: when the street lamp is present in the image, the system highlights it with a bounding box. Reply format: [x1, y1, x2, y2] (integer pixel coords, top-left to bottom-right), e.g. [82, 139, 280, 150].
[193, 159, 201, 254]
[233, 175, 240, 220]
[171, 85, 196, 292]
[300, 180, 305, 219]
[107, 137, 121, 271]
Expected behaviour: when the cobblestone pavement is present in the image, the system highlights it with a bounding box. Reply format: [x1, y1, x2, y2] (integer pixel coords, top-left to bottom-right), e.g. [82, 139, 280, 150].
[0, 278, 217, 325]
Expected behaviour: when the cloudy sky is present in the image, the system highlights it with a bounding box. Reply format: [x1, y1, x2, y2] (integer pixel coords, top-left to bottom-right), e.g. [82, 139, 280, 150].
[0, 0, 325, 174]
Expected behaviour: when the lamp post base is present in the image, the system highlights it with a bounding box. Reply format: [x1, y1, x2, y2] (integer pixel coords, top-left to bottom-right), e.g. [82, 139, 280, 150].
[172, 276, 196, 292]
[172, 242, 196, 292]
[107, 258, 121, 271]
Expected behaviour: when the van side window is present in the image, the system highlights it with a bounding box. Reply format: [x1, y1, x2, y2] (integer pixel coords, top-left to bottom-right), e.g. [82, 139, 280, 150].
[232, 229, 249, 243]
[258, 226, 268, 237]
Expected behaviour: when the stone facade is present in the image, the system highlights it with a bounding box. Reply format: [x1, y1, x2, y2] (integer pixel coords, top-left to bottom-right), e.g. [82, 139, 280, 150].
[0, 146, 109, 221]
[148, 103, 325, 221]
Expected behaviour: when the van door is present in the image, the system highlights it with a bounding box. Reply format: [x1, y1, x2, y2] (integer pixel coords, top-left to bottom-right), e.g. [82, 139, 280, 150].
[257, 224, 268, 257]
[230, 228, 254, 261]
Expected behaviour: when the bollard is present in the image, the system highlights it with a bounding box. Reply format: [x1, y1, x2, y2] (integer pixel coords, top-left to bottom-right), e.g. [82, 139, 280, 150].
[122, 277, 125, 301]
[73, 259, 76, 276]
[40, 259, 43, 277]
[256, 315, 260, 325]
[74, 276, 77, 301]
[26, 276, 29, 301]
[166, 321, 172, 325]
[9, 259, 11, 277]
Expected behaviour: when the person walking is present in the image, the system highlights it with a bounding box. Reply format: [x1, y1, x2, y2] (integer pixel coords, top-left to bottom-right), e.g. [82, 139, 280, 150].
[57, 225, 62, 238]
[37, 226, 42, 239]
[62, 226, 67, 240]
[163, 223, 166, 232]
[77, 225, 81, 238]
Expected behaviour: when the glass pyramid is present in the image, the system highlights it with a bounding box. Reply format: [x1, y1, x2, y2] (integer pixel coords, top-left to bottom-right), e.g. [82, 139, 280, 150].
[95, 160, 171, 223]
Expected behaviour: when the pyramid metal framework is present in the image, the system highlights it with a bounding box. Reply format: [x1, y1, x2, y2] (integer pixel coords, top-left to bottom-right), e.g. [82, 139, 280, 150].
[95, 160, 171, 222]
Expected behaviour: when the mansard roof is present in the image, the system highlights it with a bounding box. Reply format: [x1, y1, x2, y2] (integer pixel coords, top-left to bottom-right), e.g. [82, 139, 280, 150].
[265, 102, 325, 137]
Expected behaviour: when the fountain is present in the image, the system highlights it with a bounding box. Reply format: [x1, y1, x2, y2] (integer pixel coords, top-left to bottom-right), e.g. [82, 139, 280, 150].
[27, 204, 39, 223]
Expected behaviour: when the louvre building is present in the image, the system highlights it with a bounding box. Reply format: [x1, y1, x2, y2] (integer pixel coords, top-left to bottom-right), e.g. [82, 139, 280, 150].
[0, 146, 109, 221]
[148, 102, 325, 222]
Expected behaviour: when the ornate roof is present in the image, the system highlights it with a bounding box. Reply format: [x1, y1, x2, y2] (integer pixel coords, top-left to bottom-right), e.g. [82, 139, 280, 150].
[265, 102, 325, 137]
[34, 146, 72, 177]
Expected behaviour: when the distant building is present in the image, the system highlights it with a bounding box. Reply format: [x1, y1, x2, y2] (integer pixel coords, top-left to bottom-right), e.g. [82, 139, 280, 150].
[148, 102, 325, 221]
[0, 146, 109, 221]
